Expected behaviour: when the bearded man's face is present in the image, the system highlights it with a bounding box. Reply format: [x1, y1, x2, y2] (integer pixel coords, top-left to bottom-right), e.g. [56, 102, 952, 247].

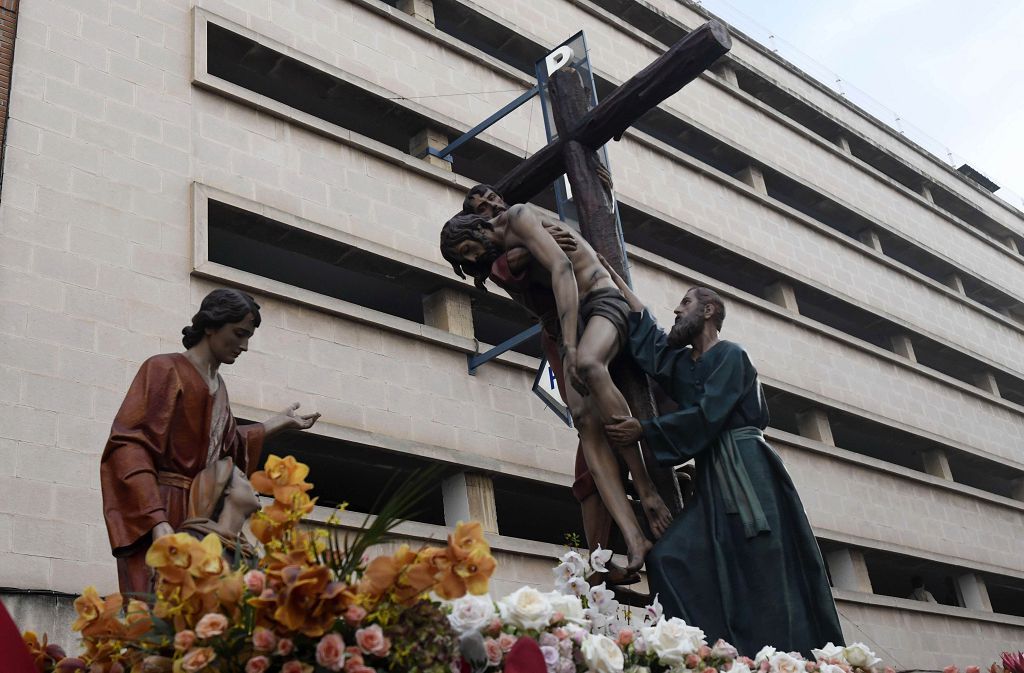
[667, 289, 705, 348]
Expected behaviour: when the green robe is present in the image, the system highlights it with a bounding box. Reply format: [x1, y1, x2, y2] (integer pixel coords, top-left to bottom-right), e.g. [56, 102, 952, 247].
[628, 310, 844, 656]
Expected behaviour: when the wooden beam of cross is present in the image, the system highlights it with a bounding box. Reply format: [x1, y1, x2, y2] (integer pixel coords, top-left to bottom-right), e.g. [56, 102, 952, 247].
[458, 22, 731, 513]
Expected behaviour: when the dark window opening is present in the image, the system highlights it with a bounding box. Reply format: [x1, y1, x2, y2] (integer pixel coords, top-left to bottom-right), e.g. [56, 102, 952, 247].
[987, 576, 1024, 618]
[207, 199, 541, 357]
[492, 474, 584, 546]
[257, 428, 449, 525]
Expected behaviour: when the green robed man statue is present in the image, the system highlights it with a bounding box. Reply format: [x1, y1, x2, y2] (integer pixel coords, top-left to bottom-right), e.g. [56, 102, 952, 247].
[600, 259, 845, 656]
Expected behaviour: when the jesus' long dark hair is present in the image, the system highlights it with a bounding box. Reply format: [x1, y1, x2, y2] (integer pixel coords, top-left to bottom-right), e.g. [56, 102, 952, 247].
[439, 213, 497, 290]
[181, 289, 262, 348]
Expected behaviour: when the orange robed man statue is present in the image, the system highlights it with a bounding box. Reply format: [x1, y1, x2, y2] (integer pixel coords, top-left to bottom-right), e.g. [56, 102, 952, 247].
[100, 289, 322, 595]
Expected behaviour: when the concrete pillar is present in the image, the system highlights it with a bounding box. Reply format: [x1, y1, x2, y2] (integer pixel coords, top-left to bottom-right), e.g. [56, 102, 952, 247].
[972, 370, 1001, 397]
[1011, 477, 1024, 502]
[423, 288, 474, 338]
[397, 0, 435, 24]
[764, 280, 799, 313]
[858, 228, 883, 252]
[826, 548, 872, 593]
[735, 164, 767, 195]
[955, 573, 993, 612]
[442, 472, 499, 533]
[834, 134, 851, 153]
[890, 334, 916, 361]
[714, 62, 738, 87]
[919, 183, 935, 204]
[409, 127, 450, 171]
[943, 273, 966, 295]
[797, 407, 835, 446]
[921, 448, 953, 481]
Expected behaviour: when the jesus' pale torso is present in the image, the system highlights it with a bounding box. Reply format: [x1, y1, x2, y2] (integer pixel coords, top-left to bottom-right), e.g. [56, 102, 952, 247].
[499, 205, 616, 297]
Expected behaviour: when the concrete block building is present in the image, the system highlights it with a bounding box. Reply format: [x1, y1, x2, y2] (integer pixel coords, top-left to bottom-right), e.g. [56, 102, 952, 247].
[1, 0, 1022, 665]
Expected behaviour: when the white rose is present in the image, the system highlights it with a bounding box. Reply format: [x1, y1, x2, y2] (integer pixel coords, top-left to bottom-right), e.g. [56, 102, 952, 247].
[447, 593, 497, 635]
[546, 592, 587, 624]
[581, 633, 625, 673]
[498, 586, 555, 630]
[729, 662, 753, 673]
[842, 643, 881, 669]
[640, 617, 705, 666]
[811, 643, 847, 663]
[769, 651, 805, 673]
[754, 646, 777, 664]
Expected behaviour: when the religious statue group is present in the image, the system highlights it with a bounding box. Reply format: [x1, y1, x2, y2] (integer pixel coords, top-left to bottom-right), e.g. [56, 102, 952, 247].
[100, 184, 845, 658]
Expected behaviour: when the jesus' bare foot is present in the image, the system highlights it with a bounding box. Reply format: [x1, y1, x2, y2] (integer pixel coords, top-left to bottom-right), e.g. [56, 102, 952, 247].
[625, 536, 653, 573]
[640, 491, 673, 539]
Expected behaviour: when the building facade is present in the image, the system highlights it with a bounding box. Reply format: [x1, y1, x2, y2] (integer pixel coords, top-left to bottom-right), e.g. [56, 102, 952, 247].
[1, 0, 1023, 666]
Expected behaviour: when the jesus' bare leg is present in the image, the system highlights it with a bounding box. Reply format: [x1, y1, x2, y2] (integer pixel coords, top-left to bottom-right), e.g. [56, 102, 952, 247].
[575, 316, 673, 539]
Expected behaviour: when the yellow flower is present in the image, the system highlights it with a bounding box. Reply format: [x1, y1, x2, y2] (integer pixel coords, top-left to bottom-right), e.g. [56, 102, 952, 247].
[72, 587, 125, 638]
[251, 455, 313, 501]
[146, 533, 202, 582]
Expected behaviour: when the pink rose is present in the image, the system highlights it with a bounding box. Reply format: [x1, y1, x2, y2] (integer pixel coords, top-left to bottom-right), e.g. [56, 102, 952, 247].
[944, 667, 959, 673]
[195, 613, 229, 639]
[345, 605, 368, 627]
[244, 570, 266, 594]
[704, 668, 717, 673]
[252, 627, 277, 652]
[180, 648, 216, 673]
[485, 638, 503, 666]
[282, 662, 313, 673]
[277, 638, 295, 656]
[687, 654, 703, 669]
[552, 628, 568, 641]
[350, 667, 375, 673]
[356, 624, 390, 657]
[550, 611, 565, 624]
[966, 667, 980, 673]
[246, 656, 271, 673]
[486, 617, 503, 636]
[617, 629, 634, 646]
[345, 646, 366, 673]
[498, 632, 518, 653]
[698, 645, 712, 659]
[174, 630, 196, 651]
[317, 633, 346, 671]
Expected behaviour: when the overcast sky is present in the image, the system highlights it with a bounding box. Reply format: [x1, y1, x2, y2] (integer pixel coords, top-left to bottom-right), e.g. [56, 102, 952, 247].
[697, 0, 1024, 204]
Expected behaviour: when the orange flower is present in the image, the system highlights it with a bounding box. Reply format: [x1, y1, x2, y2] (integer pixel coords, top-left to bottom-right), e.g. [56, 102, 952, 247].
[146, 533, 203, 584]
[22, 631, 67, 670]
[72, 587, 125, 638]
[250, 455, 313, 501]
[447, 521, 495, 596]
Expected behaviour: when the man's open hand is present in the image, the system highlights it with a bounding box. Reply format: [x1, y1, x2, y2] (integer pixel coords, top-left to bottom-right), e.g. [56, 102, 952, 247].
[606, 414, 643, 445]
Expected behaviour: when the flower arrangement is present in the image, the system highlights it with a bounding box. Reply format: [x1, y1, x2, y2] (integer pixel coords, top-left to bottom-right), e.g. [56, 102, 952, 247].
[23, 456, 494, 673]
[19, 459, 1019, 673]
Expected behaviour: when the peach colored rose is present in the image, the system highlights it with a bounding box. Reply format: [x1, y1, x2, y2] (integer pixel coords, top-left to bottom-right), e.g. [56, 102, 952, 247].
[498, 632, 518, 653]
[180, 647, 216, 673]
[252, 627, 277, 652]
[486, 617, 503, 636]
[246, 656, 271, 673]
[699, 645, 713, 659]
[277, 638, 295, 656]
[282, 660, 314, 673]
[174, 630, 196, 651]
[317, 633, 346, 671]
[349, 666, 375, 673]
[195, 613, 228, 639]
[686, 654, 703, 669]
[244, 570, 266, 594]
[356, 624, 390, 657]
[345, 605, 368, 627]
[485, 638, 503, 666]
[617, 629, 634, 646]
[966, 667, 980, 673]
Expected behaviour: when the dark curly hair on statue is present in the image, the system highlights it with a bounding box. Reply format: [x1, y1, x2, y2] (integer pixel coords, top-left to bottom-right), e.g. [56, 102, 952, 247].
[462, 183, 499, 214]
[181, 289, 262, 349]
[439, 213, 496, 290]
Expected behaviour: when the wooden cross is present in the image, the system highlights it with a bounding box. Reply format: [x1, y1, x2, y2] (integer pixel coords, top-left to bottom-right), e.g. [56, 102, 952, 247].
[466, 22, 732, 512]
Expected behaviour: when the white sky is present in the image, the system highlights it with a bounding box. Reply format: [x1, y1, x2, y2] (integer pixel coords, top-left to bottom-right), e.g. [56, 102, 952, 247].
[697, 0, 1024, 202]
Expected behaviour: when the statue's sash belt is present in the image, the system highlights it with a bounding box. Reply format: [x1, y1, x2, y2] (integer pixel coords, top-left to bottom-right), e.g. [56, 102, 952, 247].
[157, 471, 193, 490]
[710, 426, 770, 538]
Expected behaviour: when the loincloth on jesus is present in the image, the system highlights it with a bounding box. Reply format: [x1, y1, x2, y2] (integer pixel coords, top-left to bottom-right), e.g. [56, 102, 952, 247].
[490, 255, 631, 503]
